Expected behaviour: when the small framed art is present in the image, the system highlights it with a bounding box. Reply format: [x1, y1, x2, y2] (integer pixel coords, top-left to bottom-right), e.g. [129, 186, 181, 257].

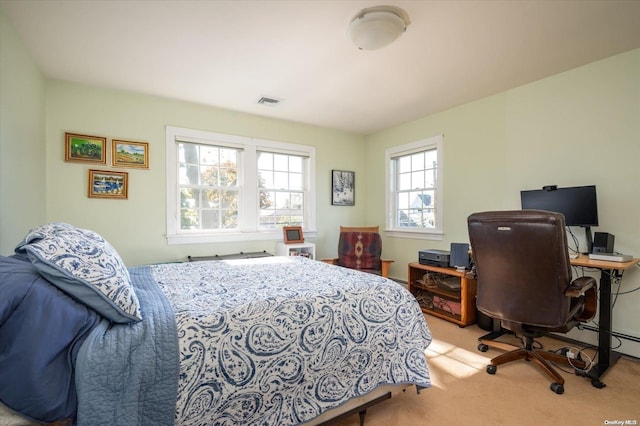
[65, 132, 107, 164]
[331, 170, 355, 206]
[283, 226, 304, 244]
[112, 140, 149, 169]
[88, 169, 128, 199]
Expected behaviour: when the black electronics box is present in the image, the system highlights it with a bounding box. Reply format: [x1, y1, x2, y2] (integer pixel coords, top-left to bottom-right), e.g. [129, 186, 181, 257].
[419, 249, 450, 267]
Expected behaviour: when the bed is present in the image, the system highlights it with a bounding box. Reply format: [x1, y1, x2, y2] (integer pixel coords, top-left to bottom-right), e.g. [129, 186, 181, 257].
[0, 223, 431, 425]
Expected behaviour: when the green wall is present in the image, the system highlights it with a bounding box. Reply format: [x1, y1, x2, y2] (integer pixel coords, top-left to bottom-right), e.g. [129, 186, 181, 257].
[0, 8, 46, 254]
[44, 81, 366, 265]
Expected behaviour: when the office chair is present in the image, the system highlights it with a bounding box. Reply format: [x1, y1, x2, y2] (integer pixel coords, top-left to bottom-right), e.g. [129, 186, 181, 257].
[467, 210, 597, 394]
[321, 226, 394, 278]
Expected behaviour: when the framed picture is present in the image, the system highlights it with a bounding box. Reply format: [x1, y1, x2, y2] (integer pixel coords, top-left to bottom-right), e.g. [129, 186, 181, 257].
[112, 139, 149, 169]
[283, 226, 304, 244]
[332, 170, 355, 206]
[88, 169, 128, 199]
[65, 132, 107, 164]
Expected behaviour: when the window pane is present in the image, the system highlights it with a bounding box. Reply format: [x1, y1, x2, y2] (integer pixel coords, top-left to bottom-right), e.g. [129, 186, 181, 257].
[398, 172, 411, 190]
[412, 152, 424, 170]
[289, 173, 303, 190]
[200, 166, 217, 186]
[258, 170, 273, 189]
[398, 156, 411, 173]
[179, 164, 200, 185]
[200, 146, 218, 165]
[273, 154, 288, 171]
[274, 171, 289, 189]
[257, 152, 272, 169]
[201, 209, 219, 229]
[289, 156, 302, 172]
[411, 170, 424, 189]
[425, 149, 437, 166]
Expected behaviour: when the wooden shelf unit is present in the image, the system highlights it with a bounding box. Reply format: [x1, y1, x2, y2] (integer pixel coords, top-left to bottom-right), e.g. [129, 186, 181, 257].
[408, 262, 477, 327]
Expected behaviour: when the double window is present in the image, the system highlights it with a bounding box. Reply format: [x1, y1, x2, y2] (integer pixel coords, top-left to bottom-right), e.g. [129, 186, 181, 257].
[166, 126, 315, 244]
[386, 135, 443, 239]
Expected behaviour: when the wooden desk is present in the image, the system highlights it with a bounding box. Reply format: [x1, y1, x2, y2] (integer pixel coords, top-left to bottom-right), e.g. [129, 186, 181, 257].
[570, 254, 639, 388]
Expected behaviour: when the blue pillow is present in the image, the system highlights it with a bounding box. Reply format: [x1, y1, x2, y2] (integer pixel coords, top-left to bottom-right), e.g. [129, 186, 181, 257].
[16, 223, 142, 324]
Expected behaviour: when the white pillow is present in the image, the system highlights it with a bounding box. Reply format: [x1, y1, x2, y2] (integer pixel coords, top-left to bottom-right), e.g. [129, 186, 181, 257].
[17, 223, 142, 323]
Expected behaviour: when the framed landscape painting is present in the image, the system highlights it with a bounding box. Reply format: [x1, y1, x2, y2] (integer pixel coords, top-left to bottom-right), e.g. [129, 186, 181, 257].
[88, 169, 128, 199]
[65, 133, 107, 164]
[112, 140, 149, 169]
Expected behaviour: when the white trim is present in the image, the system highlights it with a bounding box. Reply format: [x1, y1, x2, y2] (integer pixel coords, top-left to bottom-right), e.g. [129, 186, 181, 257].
[165, 126, 316, 244]
[385, 134, 444, 235]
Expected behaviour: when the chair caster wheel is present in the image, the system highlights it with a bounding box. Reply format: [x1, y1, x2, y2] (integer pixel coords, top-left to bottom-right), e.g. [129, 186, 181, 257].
[478, 343, 489, 352]
[486, 365, 497, 375]
[550, 383, 564, 394]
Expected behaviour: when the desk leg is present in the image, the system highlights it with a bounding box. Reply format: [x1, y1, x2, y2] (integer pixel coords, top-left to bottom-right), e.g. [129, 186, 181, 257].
[586, 269, 622, 388]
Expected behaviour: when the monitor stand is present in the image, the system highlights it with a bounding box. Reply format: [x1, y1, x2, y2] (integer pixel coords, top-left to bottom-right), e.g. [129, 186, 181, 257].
[583, 225, 593, 255]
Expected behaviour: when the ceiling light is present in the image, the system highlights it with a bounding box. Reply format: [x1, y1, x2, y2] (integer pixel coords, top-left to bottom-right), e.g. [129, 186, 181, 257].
[348, 5, 410, 51]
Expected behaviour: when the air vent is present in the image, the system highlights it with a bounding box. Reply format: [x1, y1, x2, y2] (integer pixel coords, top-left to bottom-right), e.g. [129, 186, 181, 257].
[257, 96, 281, 106]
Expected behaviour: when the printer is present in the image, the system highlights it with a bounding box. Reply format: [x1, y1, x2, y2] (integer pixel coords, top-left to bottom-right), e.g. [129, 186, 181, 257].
[419, 249, 450, 267]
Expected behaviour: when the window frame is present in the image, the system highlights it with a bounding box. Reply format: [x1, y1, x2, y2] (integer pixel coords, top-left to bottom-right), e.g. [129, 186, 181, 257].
[165, 126, 316, 244]
[385, 135, 444, 240]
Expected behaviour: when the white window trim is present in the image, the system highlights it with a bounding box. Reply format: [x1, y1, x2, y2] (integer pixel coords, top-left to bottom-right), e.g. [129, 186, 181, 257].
[165, 126, 316, 244]
[385, 135, 444, 241]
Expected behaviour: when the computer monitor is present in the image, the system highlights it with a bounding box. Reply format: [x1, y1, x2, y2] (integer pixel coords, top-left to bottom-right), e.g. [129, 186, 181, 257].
[520, 185, 599, 253]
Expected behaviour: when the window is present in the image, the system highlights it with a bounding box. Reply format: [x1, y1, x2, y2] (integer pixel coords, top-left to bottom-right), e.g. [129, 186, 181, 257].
[258, 152, 305, 228]
[166, 126, 315, 244]
[386, 135, 443, 240]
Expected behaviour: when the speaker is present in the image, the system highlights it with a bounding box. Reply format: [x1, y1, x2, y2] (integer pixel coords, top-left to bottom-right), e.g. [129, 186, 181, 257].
[450, 243, 470, 268]
[592, 232, 614, 254]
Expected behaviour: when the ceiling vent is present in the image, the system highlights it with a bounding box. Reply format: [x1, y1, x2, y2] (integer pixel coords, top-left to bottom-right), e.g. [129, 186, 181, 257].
[257, 96, 281, 106]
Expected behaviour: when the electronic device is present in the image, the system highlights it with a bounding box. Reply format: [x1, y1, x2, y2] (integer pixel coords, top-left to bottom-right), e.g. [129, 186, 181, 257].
[588, 253, 633, 262]
[521, 185, 599, 253]
[450, 243, 470, 269]
[593, 232, 615, 254]
[419, 249, 450, 267]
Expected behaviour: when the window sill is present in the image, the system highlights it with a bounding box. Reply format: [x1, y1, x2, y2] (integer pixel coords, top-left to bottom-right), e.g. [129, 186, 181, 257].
[166, 230, 317, 245]
[384, 229, 444, 241]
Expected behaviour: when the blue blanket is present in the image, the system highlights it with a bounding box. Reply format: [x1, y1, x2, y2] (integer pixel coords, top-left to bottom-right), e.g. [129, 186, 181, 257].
[75, 266, 179, 426]
[0, 255, 100, 423]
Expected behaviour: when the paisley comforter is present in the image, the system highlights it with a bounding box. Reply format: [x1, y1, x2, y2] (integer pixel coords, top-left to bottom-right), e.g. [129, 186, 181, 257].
[153, 256, 431, 425]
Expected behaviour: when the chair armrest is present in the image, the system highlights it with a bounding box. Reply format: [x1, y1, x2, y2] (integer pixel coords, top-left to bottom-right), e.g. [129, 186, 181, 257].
[381, 259, 394, 278]
[321, 258, 338, 265]
[565, 276, 596, 298]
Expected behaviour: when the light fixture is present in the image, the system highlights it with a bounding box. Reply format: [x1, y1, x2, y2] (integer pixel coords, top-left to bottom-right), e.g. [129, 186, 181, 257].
[348, 5, 410, 51]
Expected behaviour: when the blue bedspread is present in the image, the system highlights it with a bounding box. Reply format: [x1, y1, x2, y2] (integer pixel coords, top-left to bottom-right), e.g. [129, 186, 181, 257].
[75, 266, 179, 426]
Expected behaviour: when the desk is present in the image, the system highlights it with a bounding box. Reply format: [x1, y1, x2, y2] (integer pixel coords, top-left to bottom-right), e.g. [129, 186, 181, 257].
[570, 255, 639, 388]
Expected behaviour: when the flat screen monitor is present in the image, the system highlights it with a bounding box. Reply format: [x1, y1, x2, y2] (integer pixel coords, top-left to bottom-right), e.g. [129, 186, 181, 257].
[520, 185, 598, 227]
[520, 185, 599, 253]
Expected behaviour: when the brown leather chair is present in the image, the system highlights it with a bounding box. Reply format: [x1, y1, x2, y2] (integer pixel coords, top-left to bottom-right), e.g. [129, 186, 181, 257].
[467, 210, 597, 394]
[321, 226, 394, 278]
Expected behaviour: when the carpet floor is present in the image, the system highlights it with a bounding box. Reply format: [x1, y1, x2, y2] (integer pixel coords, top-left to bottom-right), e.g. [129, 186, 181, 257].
[330, 314, 640, 426]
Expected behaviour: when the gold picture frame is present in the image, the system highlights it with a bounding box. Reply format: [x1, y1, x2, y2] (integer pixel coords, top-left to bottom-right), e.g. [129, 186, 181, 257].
[65, 132, 107, 164]
[282, 226, 304, 244]
[88, 169, 128, 199]
[112, 140, 149, 169]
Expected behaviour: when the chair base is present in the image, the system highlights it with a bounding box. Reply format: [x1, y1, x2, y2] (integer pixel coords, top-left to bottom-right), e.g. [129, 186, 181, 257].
[478, 334, 587, 394]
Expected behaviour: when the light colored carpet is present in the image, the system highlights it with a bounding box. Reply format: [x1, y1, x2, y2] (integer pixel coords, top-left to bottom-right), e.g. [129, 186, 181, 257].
[331, 314, 640, 426]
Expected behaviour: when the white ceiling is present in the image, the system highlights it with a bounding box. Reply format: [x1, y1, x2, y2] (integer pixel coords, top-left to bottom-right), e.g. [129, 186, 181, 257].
[2, 0, 639, 135]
